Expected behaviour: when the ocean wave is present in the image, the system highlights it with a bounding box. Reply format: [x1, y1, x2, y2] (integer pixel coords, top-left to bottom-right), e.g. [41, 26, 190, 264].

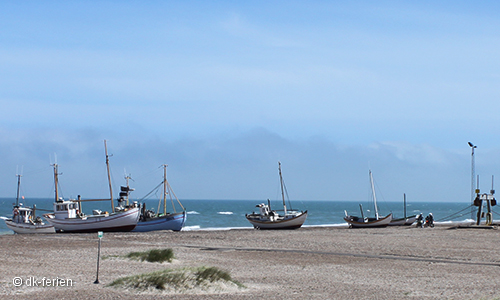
[187, 211, 200, 215]
[217, 211, 233, 215]
[182, 225, 201, 231]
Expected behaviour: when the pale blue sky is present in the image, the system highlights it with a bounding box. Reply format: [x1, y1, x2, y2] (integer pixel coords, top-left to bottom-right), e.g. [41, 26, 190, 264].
[1, 1, 499, 202]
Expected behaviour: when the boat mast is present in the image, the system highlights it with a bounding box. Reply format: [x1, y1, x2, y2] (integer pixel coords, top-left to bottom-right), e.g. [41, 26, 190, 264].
[53, 163, 59, 202]
[279, 162, 287, 216]
[15, 173, 22, 206]
[104, 140, 114, 213]
[403, 193, 407, 219]
[369, 170, 379, 220]
[163, 164, 168, 216]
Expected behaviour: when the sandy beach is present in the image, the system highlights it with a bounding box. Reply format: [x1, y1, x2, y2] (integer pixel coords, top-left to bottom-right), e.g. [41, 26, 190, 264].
[1, 225, 500, 299]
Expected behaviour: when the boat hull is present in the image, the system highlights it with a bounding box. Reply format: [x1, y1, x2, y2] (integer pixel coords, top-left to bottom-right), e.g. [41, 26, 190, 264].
[344, 213, 393, 228]
[5, 220, 55, 234]
[404, 215, 417, 225]
[44, 207, 140, 233]
[246, 211, 308, 229]
[389, 215, 417, 226]
[132, 211, 187, 232]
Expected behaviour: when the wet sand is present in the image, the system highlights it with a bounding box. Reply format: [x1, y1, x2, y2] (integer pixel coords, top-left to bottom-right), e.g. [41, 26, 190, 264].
[1, 225, 499, 299]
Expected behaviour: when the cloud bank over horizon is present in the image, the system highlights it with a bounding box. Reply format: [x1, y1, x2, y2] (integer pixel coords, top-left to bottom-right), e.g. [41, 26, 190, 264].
[0, 127, 485, 203]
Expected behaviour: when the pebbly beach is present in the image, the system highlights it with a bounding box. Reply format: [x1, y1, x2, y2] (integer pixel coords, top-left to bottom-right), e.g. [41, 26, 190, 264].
[1, 225, 500, 300]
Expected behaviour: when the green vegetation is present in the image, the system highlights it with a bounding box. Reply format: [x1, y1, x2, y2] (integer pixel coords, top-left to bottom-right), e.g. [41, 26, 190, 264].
[108, 266, 244, 292]
[195, 266, 232, 283]
[126, 248, 175, 263]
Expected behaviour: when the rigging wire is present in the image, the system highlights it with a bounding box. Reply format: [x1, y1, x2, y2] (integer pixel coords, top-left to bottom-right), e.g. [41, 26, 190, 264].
[281, 179, 293, 211]
[490, 209, 500, 216]
[139, 181, 164, 201]
[435, 204, 475, 222]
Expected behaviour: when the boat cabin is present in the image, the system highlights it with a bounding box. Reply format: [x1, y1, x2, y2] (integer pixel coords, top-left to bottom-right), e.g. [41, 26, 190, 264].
[53, 199, 79, 219]
[12, 206, 33, 224]
[257, 203, 270, 216]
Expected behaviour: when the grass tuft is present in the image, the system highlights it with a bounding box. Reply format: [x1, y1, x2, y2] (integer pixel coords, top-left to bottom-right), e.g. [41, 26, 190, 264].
[126, 248, 174, 263]
[195, 266, 232, 283]
[108, 266, 245, 292]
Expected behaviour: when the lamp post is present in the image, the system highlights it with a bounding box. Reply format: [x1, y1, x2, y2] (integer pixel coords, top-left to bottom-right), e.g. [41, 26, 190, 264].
[468, 142, 477, 220]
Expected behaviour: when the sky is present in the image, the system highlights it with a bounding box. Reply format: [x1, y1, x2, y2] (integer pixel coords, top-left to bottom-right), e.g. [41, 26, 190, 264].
[1, 1, 500, 203]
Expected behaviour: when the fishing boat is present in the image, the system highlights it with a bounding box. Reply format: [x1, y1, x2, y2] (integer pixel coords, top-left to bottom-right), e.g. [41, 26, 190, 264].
[43, 141, 140, 233]
[132, 164, 187, 232]
[344, 170, 393, 228]
[388, 193, 417, 226]
[2, 173, 55, 234]
[246, 162, 307, 229]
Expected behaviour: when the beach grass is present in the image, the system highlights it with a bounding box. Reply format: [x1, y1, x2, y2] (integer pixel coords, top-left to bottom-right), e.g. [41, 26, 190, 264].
[195, 266, 233, 283]
[108, 266, 244, 292]
[126, 248, 175, 263]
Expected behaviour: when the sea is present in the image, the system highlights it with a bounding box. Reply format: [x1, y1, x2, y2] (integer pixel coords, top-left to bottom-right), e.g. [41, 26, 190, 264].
[0, 197, 482, 235]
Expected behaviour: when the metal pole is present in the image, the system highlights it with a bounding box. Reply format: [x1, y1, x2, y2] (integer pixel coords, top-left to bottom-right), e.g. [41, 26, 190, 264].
[94, 234, 102, 284]
[469, 142, 477, 220]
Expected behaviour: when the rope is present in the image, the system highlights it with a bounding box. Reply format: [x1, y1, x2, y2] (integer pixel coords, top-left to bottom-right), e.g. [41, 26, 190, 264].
[33, 208, 53, 212]
[282, 179, 293, 211]
[139, 181, 164, 201]
[491, 209, 500, 216]
[436, 204, 475, 222]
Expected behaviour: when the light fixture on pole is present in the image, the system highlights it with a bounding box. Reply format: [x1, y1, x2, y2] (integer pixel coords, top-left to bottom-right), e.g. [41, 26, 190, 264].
[468, 142, 477, 220]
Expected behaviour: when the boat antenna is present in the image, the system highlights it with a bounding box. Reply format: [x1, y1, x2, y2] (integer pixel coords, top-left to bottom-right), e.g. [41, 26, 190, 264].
[104, 140, 114, 213]
[124, 172, 133, 206]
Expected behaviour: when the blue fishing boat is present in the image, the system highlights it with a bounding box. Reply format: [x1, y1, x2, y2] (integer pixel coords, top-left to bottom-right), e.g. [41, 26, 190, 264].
[132, 164, 186, 232]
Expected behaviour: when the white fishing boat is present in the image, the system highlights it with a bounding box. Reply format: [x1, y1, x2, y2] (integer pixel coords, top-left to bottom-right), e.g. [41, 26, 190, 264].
[2, 174, 54, 234]
[344, 170, 393, 228]
[132, 164, 187, 232]
[44, 198, 140, 233]
[246, 162, 308, 229]
[4, 205, 55, 234]
[44, 141, 140, 233]
[388, 193, 417, 226]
